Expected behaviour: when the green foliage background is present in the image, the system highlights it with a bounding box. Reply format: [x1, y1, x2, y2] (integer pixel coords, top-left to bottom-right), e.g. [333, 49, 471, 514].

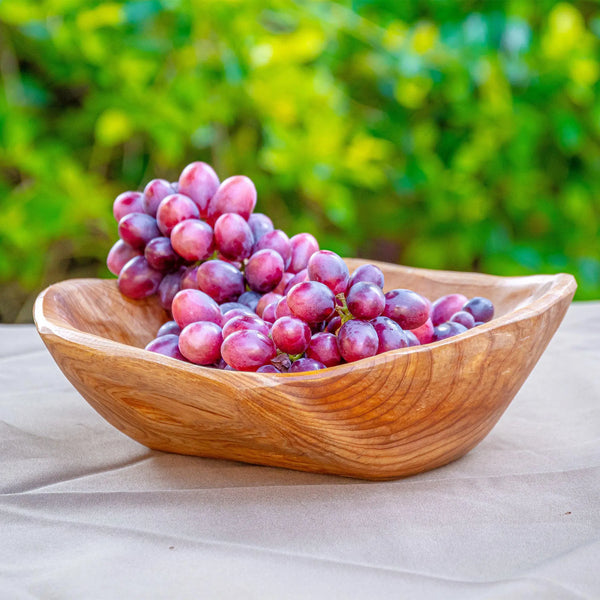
[1, 0, 599, 321]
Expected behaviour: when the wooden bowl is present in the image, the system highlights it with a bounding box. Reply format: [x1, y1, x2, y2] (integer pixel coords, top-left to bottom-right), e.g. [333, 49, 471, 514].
[34, 260, 576, 480]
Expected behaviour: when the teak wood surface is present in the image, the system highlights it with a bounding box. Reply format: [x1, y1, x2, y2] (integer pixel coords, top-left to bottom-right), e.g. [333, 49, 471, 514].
[34, 260, 576, 480]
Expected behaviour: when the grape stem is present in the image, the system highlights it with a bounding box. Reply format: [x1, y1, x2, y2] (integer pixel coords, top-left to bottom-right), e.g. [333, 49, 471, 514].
[335, 293, 353, 325]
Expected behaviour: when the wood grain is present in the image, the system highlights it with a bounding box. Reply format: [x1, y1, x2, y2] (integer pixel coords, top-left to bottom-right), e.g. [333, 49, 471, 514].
[33, 260, 576, 480]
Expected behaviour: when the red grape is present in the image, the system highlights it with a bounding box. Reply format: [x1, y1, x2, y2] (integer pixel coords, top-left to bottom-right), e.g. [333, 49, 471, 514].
[346, 282, 385, 320]
[171, 289, 222, 328]
[157, 270, 183, 310]
[337, 319, 378, 363]
[347, 263, 385, 290]
[255, 292, 283, 318]
[170, 219, 214, 262]
[221, 329, 276, 371]
[179, 321, 223, 365]
[409, 318, 434, 344]
[143, 179, 174, 217]
[253, 229, 292, 268]
[289, 358, 326, 373]
[180, 265, 200, 290]
[145, 334, 186, 361]
[238, 290, 262, 312]
[118, 213, 160, 249]
[118, 256, 163, 299]
[370, 316, 409, 354]
[248, 212, 274, 241]
[157, 320, 181, 337]
[275, 296, 293, 319]
[113, 191, 144, 222]
[449, 310, 475, 329]
[287, 281, 336, 323]
[383, 289, 430, 330]
[256, 364, 281, 373]
[144, 237, 180, 272]
[463, 297, 494, 323]
[107, 239, 141, 276]
[431, 294, 468, 326]
[261, 301, 278, 324]
[214, 212, 254, 260]
[289, 233, 319, 274]
[306, 332, 342, 367]
[271, 316, 311, 355]
[432, 321, 468, 341]
[245, 249, 285, 293]
[196, 260, 245, 303]
[208, 175, 257, 223]
[307, 250, 349, 295]
[284, 268, 308, 294]
[405, 330, 420, 346]
[178, 161, 220, 218]
[222, 314, 270, 339]
[156, 193, 200, 236]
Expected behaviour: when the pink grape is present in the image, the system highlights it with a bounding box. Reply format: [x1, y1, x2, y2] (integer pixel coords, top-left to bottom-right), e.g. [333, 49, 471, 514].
[306, 332, 342, 367]
[144, 236, 180, 272]
[284, 268, 308, 294]
[245, 249, 285, 293]
[143, 179, 174, 217]
[289, 233, 319, 274]
[170, 219, 214, 262]
[289, 358, 326, 373]
[158, 270, 183, 310]
[179, 321, 223, 365]
[273, 272, 294, 295]
[271, 316, 311, 355]
[238, 290, 262, 312]
[307, 250, 349, 295]
[347, 263, 384, 290]
[118, 213, 160, 249]
[255, 292, 283, 318]
[171, 289, 221, 328]
[156, 193, 200, 236]
[196, 260, 245, 303]
[383, 289, 430, 330]
[145, 334, 186, 361]
[370, 316, 409, 354]
[275, 297, 293, 319]
[449, 310, 475, 329]
[157, 320, 181, 337]
[346, 282, 385, 320]
[409, 318, 434, 344]
[287, 281, 336, 323]
[113, 191, 144, 222]
[107, 239, 141, 276]
[431, 294, 468, 326]
[180, 265, 200, 290]
[214, 212, 254, 260]
[248, 213, 273, 241]
[253, 229, 291, 268]
[221, 329, 276, 371]
[178, 161, 220, 218]
[118, 256, 163, 299]
[222, 314, 270, 339]
[261, 301, 278, 324]
[337, 320, 379, 363]
[463, 297, 494, 323]
[208, 175, 257, 223]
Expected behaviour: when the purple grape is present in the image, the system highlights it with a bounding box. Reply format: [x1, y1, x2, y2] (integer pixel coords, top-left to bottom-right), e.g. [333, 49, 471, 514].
[449, 310, 475, 329]
[245, 249, 285, 293]
[370, 316, 409, 354]
[307, 250, 349, 295]
[113, 191, 144, 222]
[221, 329, 276, 371]
[432, 321, 468, 341]
[383, 289, 430, 330]
[157, 320, 181, 337]
[289, 233, 319, 274]
[346, 282, 385, 320]
[107, 239, 142, 276]
[145, 334, 186, 361]
[142, 179, 174, 217]
[255, 292, 283, 318]
[431, 294, 469, 326]
[463, 297, 495, 323]
[214, 212, 254, 260]
[238, 290, 262, 312]
[347, 264, 385, 290]
[196, 260, 245, 303]
[409, 318, 434, 344]
[287, 281, 336, 323]
[170, 219, 214, 262]
[180, 265, 200, 290]
[158, 270, 183, 311]
[248, 213, 274, 242]
[118, 213, 160, 249]
[405, 331, 420, 347]
[222, 314, 270, 339]
[325, 315, 342, 334]
[179, 321, 223, 365]
[271, 316, 311, 355]
[306, 332, 342, 367]
[256, 364, 281, 374]
[156, 193, 200, 236]
[178, 161, 220, 218]
[144, 237, 180, 272]
[118, 256, 163, 299]
[289, 358, 326, 373]
[207, 175, 257, 224]
[253, 229, 292, 269]
[284, 268, 308, 294]
[219, 302, 250, 315]
[171, 289, 222, 328]
[337, 319, 379, 363]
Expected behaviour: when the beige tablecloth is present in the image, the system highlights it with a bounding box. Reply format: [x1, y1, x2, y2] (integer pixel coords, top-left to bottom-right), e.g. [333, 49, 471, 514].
[1, 303, 599, 599]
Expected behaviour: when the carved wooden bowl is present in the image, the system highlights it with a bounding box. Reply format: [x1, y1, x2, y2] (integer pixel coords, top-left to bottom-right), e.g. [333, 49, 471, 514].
[34, 259, 576, 480]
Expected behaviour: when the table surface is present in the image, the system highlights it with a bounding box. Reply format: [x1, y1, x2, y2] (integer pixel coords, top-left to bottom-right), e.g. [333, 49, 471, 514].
[1, 303, 599, 599]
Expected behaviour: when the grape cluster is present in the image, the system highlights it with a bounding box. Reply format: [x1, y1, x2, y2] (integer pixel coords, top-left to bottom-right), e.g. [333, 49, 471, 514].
[108, 162, 495, 373]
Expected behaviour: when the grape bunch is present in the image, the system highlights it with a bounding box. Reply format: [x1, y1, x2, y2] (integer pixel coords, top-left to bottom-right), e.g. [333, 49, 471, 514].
[107, 162, 495, 373]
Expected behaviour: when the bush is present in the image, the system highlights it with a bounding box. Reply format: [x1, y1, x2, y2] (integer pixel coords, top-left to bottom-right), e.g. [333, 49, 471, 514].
[1, 0, 599, 321]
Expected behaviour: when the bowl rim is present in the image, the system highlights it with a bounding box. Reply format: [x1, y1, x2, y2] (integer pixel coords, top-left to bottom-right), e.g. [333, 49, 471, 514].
[34, 260, 577, 381]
